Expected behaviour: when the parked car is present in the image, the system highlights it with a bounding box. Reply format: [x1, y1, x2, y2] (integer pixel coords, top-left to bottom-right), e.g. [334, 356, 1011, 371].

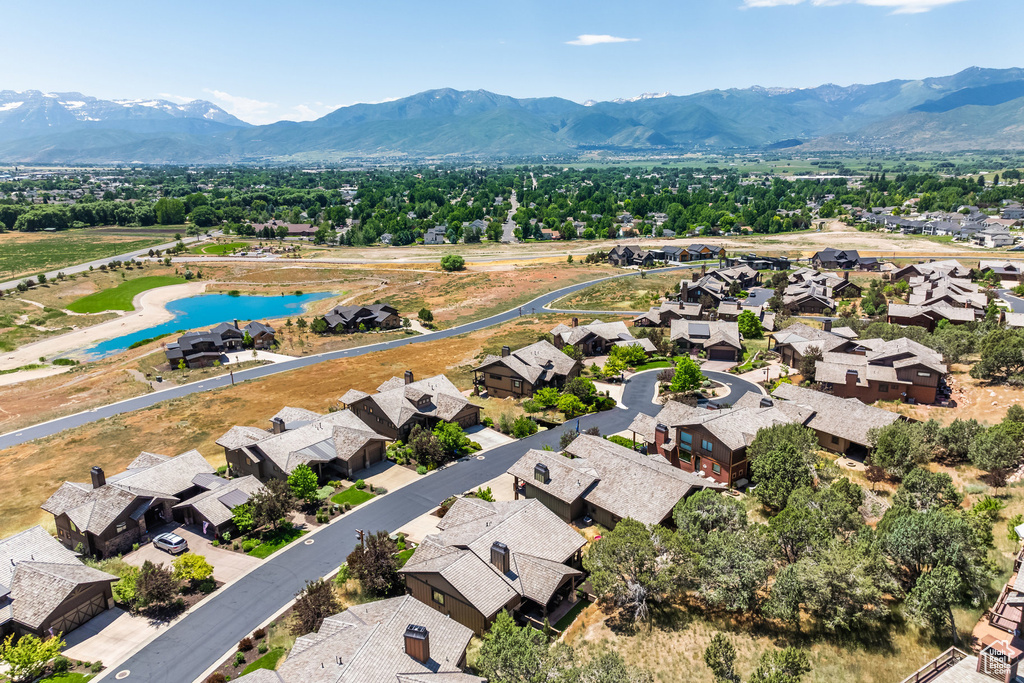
[152, 532, 188, 555]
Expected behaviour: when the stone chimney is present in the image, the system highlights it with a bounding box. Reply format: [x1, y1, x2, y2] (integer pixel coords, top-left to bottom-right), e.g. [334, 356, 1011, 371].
[823, 319, 832, 332]
[90, 466, 105, 489]
[571, 317, 578, 328]
[271, 416, 285, 434]
[846, 369, 859, 387]
[234, 318, 239, 329]
[490, 541, 510, 574]
[404, 370, 414, 385]
[843, 271, 849, 281]
[501, 346, 511, 357]
[404, 625, 430, 664]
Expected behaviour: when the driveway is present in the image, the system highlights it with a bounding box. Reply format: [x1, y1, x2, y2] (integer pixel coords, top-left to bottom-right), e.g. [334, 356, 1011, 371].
[465, 425, 514, 451]
[63, 608, 168, 666]
[123, 524, 261, 584]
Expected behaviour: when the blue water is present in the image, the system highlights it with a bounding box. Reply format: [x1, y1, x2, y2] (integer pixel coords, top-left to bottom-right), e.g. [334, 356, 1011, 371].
[82, 291, 334, 360]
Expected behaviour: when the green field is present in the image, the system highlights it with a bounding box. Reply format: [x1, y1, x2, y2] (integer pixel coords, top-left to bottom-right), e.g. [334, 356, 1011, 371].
[190, 241, 251, 255]
[331, 487, 375, 507]
[66, 276, 186, 313]
[0, 231, 166, 281]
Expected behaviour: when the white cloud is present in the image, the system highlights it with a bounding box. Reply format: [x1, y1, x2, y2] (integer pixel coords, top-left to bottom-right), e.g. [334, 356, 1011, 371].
[742, 0, 969, 13]
[157, 92, 194, 104]
[566, 34, 640, 46]
[203, 89, 279, 124]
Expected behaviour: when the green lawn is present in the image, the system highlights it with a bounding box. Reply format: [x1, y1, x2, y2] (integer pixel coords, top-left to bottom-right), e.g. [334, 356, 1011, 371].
[248, 527, 309, 559]
[0, 231, 165, 281]
[190, 241, 251, 255]
[331, 487, 375, 508]
[396, 548, 415, 567]
[554, 598, 591, 631]
[38, 674, 93, 683]
[242, 647, 286, 674]
[66, 276, 187, 313]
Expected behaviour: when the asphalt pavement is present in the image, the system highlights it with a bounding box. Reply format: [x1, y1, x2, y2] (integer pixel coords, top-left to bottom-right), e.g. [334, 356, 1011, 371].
[0, 265, 699, 450]
[107, 368, 760, 683]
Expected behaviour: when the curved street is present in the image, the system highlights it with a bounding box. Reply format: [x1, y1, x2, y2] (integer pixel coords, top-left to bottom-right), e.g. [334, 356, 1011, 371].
[107, 368, 761, 683]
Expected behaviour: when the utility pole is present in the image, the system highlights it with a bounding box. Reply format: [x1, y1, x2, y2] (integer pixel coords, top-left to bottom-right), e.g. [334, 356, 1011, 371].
[356, 529, 365, 551]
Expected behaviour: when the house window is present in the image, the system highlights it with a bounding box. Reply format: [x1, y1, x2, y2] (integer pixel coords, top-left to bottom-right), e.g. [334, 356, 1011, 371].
[917, 371, 931, 377]
[490, 374, 502, 381]
[116, 522, 127, 534]
[879, 384, 888, 392]
[432, 589, 445, 606]
[831, 434, 840, 445]
[702, 440, 713, 452]
[679, 432, 692, 452]
[680, 451, 692, 463]
[513, 380, 522, 389]
[712, 462, 721, 474]
[70, 521, 77, 533]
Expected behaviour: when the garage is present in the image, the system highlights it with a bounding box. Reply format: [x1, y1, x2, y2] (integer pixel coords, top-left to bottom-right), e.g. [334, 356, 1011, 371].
[708, 347, 737, 361]
[47, 586, 110, 635]
[365, 441, 384, 466]
[456, 410, 480, 429]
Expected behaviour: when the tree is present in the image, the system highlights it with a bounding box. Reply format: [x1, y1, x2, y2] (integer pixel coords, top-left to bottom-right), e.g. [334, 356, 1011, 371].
[749, 648, 811, 683]
[0, 633, 65, 682]
[673, 489, 746, 537]
[557, 393, 587, 418]
[409, 424, 445, 467]
[440, 254, 465, 271]
[189, 205, 218, 228]
[970, 329, 1024, 382]
[703, 634, 740, 683]
[154, 197, 186, 225]
[251, 479, 295, 530]
[563, 377, 597, 402]
[797, 347, 823, 380]
[136, 560, 178, 607]
[609, 343, 647, 366]
[534, 387, 560, 408]
[696, 527, 774, 612]
[867, 420, 934, 479]
[418, 307, 434, 323]
[861, 280, 888, 317]
[172, 552, 214, 584]
[232, 502, 255, 534]
[433, 421, 469, 456]
[750, 444, 813, 512]
[310, 317, 328, 334]
[747, 423, 817, 465]
[905, 565, 965, 646]
[287, 463, 320, 505]
[346, 531, 400, 596]
[291, 578, 339, 634]
[561, 344, 584, 362]
[892, 469, 962, 512]
[669, 356, 703, 393]
[475, 610, 550, 683]
[583, 519, 680, 622]
[937, 419, 983, 462]
[969, 421, 1023, 471]
[737, 309, 764, 340]
[568, 651, 654, 683]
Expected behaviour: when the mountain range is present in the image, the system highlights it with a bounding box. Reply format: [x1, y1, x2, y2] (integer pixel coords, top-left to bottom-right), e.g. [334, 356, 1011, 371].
[2, 67, 1024, 164]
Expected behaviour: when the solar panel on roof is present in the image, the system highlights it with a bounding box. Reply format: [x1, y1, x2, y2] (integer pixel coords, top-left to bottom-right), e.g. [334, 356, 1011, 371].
[690, 323, 710, 336]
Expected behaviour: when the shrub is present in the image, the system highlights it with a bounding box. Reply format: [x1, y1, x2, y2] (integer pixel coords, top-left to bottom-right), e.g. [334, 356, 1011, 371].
[242, 539, 258, 552]
[482, 417, 494, 428]
[52, 655, 71, 673]
[511, 416, 538, 439]
[234, 651, 246, 666]
[238, 637, 254, 652]
[91, 661, 104, 673]
[440, 254, 465, 271]
[205, 674, 227, 683]
[253, 627, 267, 640]
[258, 642, 269, 654]
[416, 465, 428, 475]
[355, 479, 366, 490]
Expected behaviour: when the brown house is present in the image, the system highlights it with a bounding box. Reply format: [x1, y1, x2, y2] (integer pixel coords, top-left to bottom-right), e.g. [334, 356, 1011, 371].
[232, 595, 482, 683]
[886, 303, 976, 331]
[633, 301, 702, 327]
[400, 498, 585, 635]
[473, 340, 581, 399]
[814, 338, 947, 404]
[550, 319, 652, 357]
[340, 372, 481, 440]
[172, 475, 266, 537]
[769, 322, 859, 369]
[217, 407, 388, 482]
[321, 303, 400, 333]
[41, 450, 215, 558]
[506, 435, 723, 529]
[0, 526, 117, 639]
[670, 319, 742, 361]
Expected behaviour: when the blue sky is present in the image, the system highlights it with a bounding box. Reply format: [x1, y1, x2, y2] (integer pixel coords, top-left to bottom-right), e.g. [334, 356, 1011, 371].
[3, 0, 1021, 123]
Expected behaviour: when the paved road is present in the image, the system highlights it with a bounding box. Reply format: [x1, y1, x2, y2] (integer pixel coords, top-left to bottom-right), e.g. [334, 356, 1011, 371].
[0, 233, 210, 291]
[0, 266, 701, 451]
[108, 368, 760, 683]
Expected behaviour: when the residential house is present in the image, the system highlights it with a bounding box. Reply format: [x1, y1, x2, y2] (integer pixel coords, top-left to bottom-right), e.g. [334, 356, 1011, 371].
[423, 226, 446, 244]
[782, 283, 835, 315]
[725, 254, 791, 271]
[814, 337, 947, 404]
[321, 303, 400, 333]
[706, 264, 761, 289]
[898, 647, 1022, 683]
[172, 475, 266, 537]
[670, 319, 742, 361]
[550, 319, 654, 357]
[218, 406, 389, 482]
[687, 243, 725, 261]
[715, 300, 743, 321]
[507, 435, 723, 529]
[972, 227, 1015, 248]
[1004, 204, 1024, 220]
[679, 275, 729, 306]
[164, 319, 274, 368]
[473, 341, 581, 399]
[608, 245, 657, 267]
[766, 383, 902, 456]
[660, 245, 688, 262]
[980, 260, 1024, 283]
[788, 268, 863, 298]
[906, 275, 986, 312]
[811, 248, 880, 271]
[340, 372, 481, 440]
[886, 303, 977, 330]
[232, 595, 482, 683]
[890, 259, 971, 283]
[769, 321, 860, 368]
[629, 399, 804, 487]
[633, 301, 702, 327]
[0, 526, 117, 639]
[400, 498, 585, 634]
[42, 450, 215, 557]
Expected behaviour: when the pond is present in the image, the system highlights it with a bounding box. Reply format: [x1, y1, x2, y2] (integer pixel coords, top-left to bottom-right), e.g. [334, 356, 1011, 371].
[82, 291, 334, 359]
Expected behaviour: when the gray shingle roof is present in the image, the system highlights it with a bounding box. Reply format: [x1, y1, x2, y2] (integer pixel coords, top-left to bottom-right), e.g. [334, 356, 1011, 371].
[173, 475, 266, 527]
[357, 375, 474, 430]
[475, 340, 579, 385]
[236, 595, 479, 683]
[769, 383, 902, 447]
[246, 410, 385, 473]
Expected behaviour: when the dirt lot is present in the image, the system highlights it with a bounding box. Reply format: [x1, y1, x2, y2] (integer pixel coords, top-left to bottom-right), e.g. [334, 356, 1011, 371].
[0, 314, 574, 537]
[880, 363, 1024, 426]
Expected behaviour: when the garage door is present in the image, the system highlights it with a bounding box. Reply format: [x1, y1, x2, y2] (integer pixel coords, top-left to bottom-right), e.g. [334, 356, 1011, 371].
[366, 442, 383, 466]
[708, 348, 735, 361]
[50, 590, 107, 634]
[457, 413, 479, 428]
